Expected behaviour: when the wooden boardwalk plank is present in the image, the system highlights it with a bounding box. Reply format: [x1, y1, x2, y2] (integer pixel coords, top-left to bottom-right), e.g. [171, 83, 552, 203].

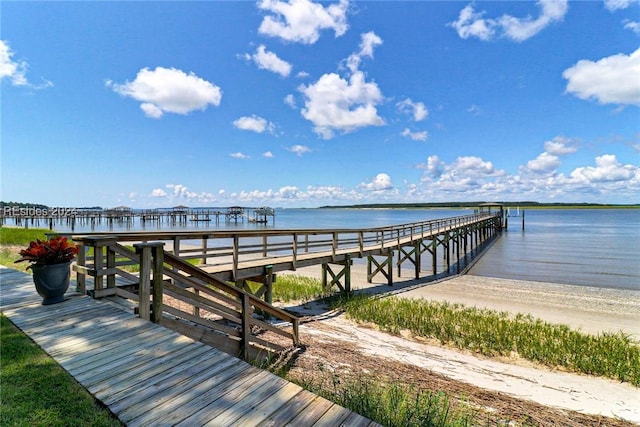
[1, 268, 379, 427]
[90, 342, 212, 397]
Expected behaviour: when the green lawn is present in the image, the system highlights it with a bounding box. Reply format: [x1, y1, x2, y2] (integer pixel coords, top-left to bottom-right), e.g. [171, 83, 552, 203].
[0, 315, 123, 427]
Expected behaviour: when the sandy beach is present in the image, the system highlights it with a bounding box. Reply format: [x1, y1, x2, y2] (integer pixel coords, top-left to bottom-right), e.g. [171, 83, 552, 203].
[280, 264, 640, 423]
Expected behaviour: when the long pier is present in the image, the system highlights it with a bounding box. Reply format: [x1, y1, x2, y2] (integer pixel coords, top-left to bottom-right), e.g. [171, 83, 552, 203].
[0, 206, 276, 231]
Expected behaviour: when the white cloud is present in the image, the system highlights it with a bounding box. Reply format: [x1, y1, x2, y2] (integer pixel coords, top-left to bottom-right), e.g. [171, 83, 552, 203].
[246, 45, 292, 77]
[0, 40, 27, 85]
[233, 115, 275, 133]
[300, 32, 385, 139]
[346, 31, 382, 72]
[449, 5, 495, 41]
[569, 154, 638, 183]
[358, 173, 394, 191]
[108, 67, 222, 118]
[289, 144, 311, 156]
[450, 0, 568, 42]
[563, 48, 640, 106]
[401, 128, 428, 141]
[397, 98, 428, 122]
[257, 0, 349, 44]
[284, 94, 297, 108]
[151, 184, 216, 204]
[524, 152, 561, 174]
[624, 20, 640, 34]
[544, 136, 578, 155]
[0, 40, 52, 89]
[604, 0, 640, 11]
[230, 152, 250, 159]
[263, 151, 274, 158]
[450, 156, 503, 177]
[300, 71, 385, 139]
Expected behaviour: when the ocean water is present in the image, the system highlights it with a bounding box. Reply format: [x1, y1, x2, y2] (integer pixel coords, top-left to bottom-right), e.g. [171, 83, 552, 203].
[6, 207, 638, 290]
[467, 209, 640, 291]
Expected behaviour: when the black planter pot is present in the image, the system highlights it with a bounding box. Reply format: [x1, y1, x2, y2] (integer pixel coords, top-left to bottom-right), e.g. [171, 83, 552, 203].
[31, 261, 71, 305]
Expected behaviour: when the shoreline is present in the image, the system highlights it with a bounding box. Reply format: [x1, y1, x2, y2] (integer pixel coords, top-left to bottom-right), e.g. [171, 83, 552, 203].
[281, 264, 640, 339]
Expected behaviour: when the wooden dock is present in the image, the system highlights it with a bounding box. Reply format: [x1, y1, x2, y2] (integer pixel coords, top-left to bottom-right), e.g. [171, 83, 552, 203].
[0, 267, 379, 427]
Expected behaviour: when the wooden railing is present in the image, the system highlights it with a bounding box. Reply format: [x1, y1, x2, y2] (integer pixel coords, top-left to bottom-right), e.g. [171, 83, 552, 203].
[72, 239, 299, 361]
[71, 212, 498, 282]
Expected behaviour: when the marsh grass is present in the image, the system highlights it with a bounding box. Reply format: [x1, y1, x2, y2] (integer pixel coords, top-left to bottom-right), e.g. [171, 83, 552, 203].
[336, 294, 640, 386]
[245, 274, 332, 303]
[0, 315, 123, 427]
[294, 371, 478, 427]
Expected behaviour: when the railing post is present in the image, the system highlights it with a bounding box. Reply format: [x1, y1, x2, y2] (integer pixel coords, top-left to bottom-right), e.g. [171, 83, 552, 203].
[241, 293, 251, 361]
[74, 240, 86, 294]
[134, 242, 164, 323]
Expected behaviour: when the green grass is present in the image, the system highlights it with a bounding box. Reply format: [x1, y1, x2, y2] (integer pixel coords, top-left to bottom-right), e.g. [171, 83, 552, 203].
[244, 274, 333, 303]
[335, 294, 640, 386]
[0, 227, 52, 245]
[295, 372, 478, 427]
[0, 315, 123, 427]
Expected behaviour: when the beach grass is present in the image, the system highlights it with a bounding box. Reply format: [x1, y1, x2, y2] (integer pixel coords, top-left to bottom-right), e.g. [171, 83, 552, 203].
[294, 371, 478, 427]
[0, 314, 123, 427]
[245, 274, 332, 303]
[335, 294, 640, 386]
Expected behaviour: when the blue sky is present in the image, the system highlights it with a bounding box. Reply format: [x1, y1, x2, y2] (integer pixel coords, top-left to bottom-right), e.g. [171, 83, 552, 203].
[2, 0, 639, 208]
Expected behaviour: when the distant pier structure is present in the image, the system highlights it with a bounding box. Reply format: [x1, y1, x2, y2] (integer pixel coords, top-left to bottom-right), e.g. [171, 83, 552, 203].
[0, 205, 276, 231]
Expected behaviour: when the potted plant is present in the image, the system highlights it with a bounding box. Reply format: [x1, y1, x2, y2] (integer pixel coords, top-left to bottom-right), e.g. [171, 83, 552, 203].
[15, 236, 79, 305]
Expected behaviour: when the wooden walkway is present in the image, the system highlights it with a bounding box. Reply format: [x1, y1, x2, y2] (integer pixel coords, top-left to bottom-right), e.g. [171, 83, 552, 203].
[0, 267, 379, 427]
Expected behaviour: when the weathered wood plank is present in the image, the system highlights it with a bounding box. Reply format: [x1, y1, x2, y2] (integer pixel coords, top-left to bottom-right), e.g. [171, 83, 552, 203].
[114, 352, 246, 422]
[227, 381, 303, 426]
[123, 359, 252, 425]
[98, 345, 226, 406]
[90, 341, 212, 396]
[285, 394, 335, 426]
[257, 390, 319, 426]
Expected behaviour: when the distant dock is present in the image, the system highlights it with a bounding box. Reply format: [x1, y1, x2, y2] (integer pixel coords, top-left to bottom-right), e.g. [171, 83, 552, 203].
[0, 206, 275, 231]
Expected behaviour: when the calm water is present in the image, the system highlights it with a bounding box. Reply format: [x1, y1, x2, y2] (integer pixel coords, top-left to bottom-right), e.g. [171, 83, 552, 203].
[468, 209, 640, 291]
[9, 207, 639, 290]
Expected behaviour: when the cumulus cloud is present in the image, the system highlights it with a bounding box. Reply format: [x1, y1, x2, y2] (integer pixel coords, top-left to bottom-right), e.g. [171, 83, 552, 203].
[263, 151, 274, 158]
[450, 0, 568, 42]
[245, 45, 292, 77]
[0, 40, 52, 89]
[563, 48, 640, 106]
[257, 0, 349, 44]
[288, 144, 311, 156]
[233, 115, 275, 133]
[299, 32, 385, 139]
[604, 0, 640, 11]
[397, 98, 428, 121]
[401, 128, 428, 141]
[569, 154, 638, 183]
[107, 67, 222, 118]
[524, 152, 561, 174]
[151, 184, 216, 204]
[358, 173, 394, 191]
[544, 136, 578, 155]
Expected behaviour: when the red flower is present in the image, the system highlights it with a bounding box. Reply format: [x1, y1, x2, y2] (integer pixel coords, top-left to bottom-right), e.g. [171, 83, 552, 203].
[15, 236, 78, 269]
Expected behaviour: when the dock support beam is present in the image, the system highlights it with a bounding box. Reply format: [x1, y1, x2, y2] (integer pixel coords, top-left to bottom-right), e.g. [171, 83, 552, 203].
[322, 254, 352, 294]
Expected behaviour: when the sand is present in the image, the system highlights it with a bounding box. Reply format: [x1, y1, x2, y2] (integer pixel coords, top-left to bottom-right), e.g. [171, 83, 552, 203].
[280, 264, 640, 423]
